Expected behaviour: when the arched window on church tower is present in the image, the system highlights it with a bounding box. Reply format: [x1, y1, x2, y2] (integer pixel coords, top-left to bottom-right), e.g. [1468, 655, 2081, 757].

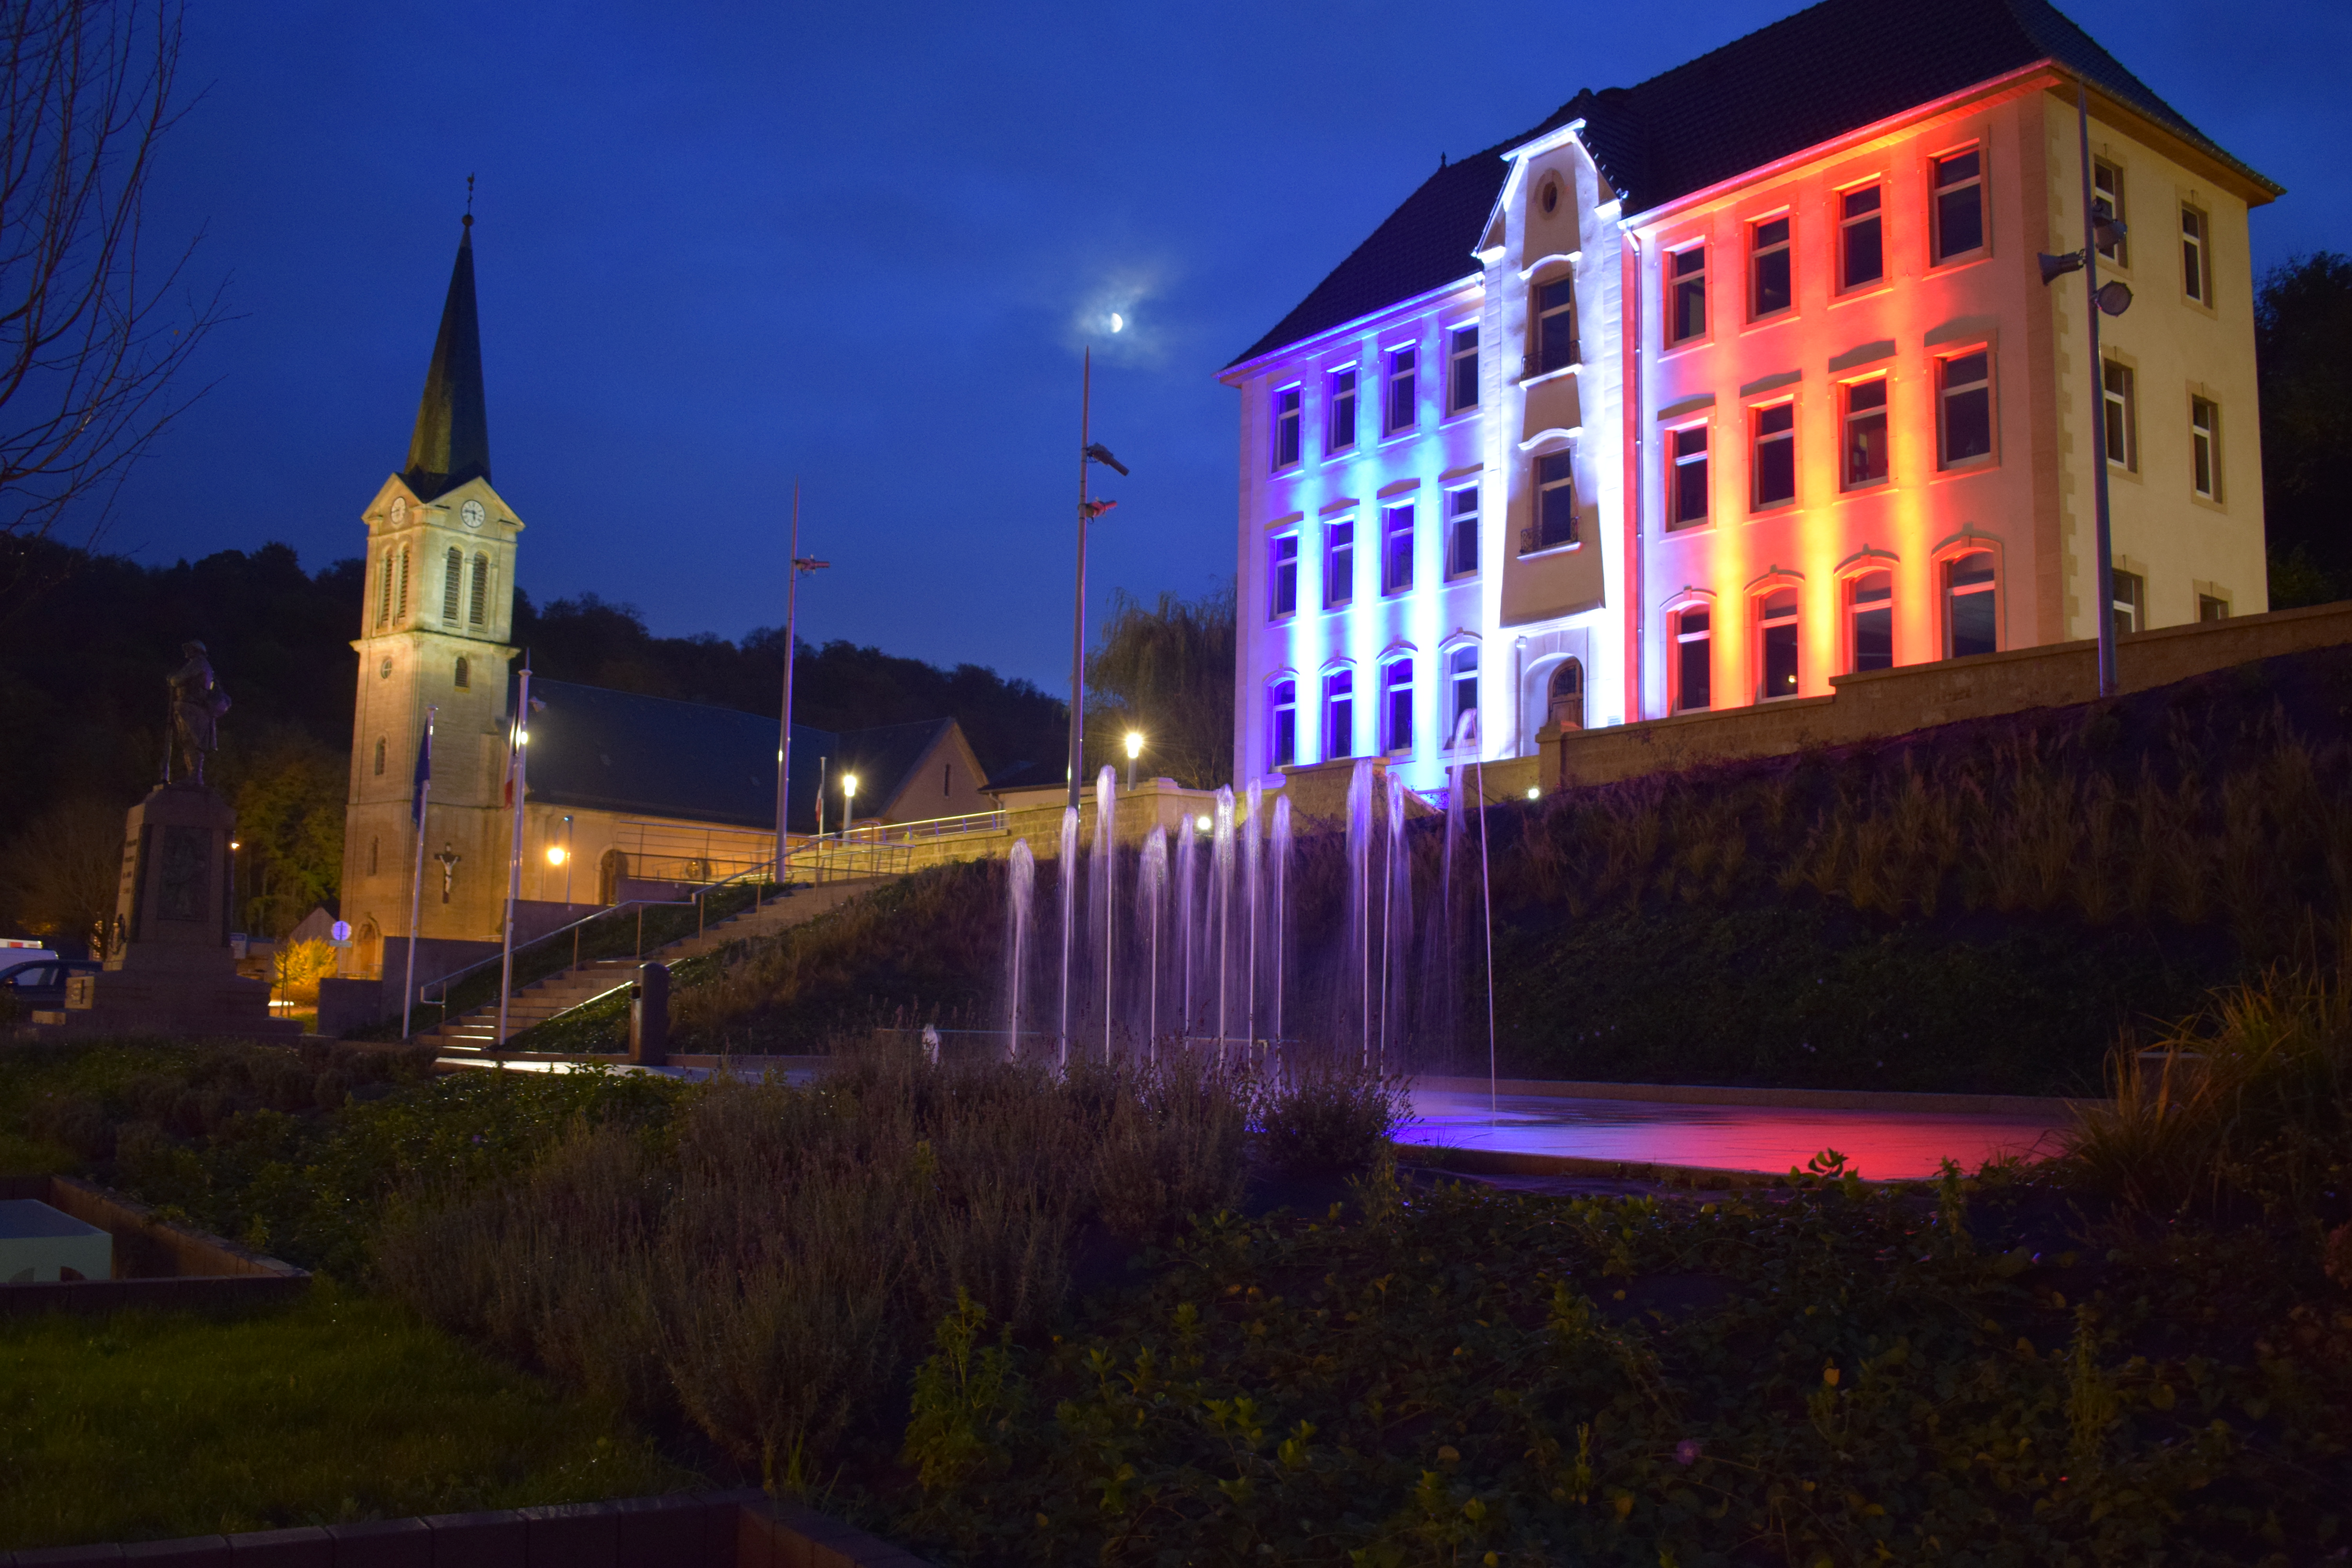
[395, 545, 410, 621]
[377, 551, 394, 627]
[469, 553, 489, 626]
[454, 655, 470, 690]
[443, 548, 463, 622]
[368, 836, 379, 876]
[374, 737, 386, 775]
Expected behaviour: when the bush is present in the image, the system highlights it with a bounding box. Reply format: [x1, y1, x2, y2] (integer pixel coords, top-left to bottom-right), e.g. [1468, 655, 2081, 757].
[1255, 1065, 1406, 1176]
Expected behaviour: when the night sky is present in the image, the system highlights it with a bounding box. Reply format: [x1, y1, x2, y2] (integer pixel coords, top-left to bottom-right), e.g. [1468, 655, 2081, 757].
[105, 0, 2351, 689]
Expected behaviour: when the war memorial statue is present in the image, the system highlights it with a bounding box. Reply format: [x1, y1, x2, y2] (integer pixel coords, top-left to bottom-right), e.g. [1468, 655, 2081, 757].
[24, 644, 294, 1039]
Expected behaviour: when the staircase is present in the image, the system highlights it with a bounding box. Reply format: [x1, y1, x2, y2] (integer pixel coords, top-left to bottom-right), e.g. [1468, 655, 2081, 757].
[420, 877, 888, 1053]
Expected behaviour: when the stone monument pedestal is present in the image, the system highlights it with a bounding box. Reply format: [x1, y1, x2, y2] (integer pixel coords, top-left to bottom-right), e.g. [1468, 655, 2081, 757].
[31, 784, 298, 1040]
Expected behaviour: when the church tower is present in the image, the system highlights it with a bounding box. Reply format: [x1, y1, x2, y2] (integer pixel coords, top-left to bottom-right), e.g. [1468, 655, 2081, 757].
[340, 214, 526, 973]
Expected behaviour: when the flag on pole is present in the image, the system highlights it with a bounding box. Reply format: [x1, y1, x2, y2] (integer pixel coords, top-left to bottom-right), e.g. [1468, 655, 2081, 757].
[411, 726, 433, 825]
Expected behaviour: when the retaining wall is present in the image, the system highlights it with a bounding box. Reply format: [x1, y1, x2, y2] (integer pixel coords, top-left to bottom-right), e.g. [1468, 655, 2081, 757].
[0, 1176, 307, 1318]
[1546, 599, 2352, 789]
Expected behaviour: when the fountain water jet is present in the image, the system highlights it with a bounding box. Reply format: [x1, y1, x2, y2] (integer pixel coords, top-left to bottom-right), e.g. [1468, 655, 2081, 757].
[1139, 826, 1167, 1058]
[1244, 779, 1261, 1059]
[1005, 839, 1034, 1060]
[1058, 805, 1078, 1067]
[1212, 786, 1234, 1062]
[1270, 794, 1290, 1050]
[1345, 760, 1373, 1067]
[1094, 766, 1117, 1062]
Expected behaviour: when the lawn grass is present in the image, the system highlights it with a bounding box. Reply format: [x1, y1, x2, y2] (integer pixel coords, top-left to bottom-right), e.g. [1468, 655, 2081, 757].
[0, 1282, 700, 1550]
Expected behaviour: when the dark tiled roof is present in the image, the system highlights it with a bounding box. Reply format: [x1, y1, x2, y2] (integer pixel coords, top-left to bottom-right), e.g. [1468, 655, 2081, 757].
[522, 681, 970, 833]
[1230, 0, 2278, 369]
[1229, 148, 1516, 369]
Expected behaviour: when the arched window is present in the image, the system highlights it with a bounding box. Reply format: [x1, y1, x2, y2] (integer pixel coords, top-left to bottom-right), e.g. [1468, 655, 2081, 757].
[1268, 679, 1296, 767]
[376, 552, 394, 627]
[469, 554, 489, 626]
[1759, 588, 1800, 700]
[1944, 551, 1997, 658]
[373, 737, 387, 775]
[394, 546, 410, 621]
[442, 548, 462, 622]
[1849, 571, 1894, 671]
[1448, 645, 1480, 744]
[1322, 668, 1354, 761]
[1548, 659, 1584, 732]
[1383, 657, 1414, 753]
[454, 655, 471, 690]
[1673, 607, 1711, 712]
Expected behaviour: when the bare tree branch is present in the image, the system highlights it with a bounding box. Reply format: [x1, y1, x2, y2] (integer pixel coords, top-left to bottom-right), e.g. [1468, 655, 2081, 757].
[0, 0, 222, 586]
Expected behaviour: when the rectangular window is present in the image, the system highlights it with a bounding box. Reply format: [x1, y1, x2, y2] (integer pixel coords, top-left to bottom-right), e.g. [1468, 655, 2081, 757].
[1667, 245, 1706, 345]
[1753, 403, 1796, 508]
[2191, 396, 2219, 498]
[2093, 160, 2128, 266]
[1933, 147, 1984, 262]
[1844, 378, 1889, 488]
[1759, 588, 1800, 700]
[1446, 488, 1479, 577]
[1535, 276, 1577, 374]
[1534, 450, 1577, 549]
[1850, 571, 1893, 672]
[1382, 502, 1414, 595]
[1669, 426, 1709, 528]
[1448, 646, 1479, 744]
[1447, 326, 1479, 414]
[1939, 351, 1992, 468]
[1328, 368, 1357, 454]
[2181, 206, 2209, 303]
[1273, 387, 1301, 469]
[1673, 608, 1711, 711]
[1323, 670, 1354, 760]
[1750, 215, 1792, 318]
[1270, 681, 1296, 767]
[2111, 570, 2143, 638]
[1324, 520, 1354, 608]
[1384, 658, 1414, 754]
[2199, 594, 2229, 622]
[1840, 183, 1884, 288]
[1269, 535, 1298, 618]
[1385, 346, 1417, 433]
[1946, 551, 1998, 657]
[2102, 361, 2136, 471]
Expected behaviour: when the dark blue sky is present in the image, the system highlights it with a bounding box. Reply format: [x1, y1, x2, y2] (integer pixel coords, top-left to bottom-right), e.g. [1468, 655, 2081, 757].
[110, 0, 2348, 689]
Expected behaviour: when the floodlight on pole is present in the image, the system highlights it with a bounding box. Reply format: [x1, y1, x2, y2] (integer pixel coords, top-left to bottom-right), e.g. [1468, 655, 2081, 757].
[774, 481, 830, 895]
[1066, 351, 1132, 811]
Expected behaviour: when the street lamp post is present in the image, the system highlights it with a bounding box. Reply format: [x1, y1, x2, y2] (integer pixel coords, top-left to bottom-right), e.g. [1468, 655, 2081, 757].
[774, 481, 829, 895]
[2038, 82, 2135, 699]
[1124, 730, 1143, 792]
[1066, 347, 1129, 812]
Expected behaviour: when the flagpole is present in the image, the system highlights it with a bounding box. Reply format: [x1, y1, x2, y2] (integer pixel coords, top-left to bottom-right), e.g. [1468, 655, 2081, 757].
[497, 661, 532, 1051]
[401, 706, 437, 1040]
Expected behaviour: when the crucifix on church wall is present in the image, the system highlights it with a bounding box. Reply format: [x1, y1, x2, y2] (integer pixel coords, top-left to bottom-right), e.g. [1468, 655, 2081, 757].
[434, 843, 462, 904]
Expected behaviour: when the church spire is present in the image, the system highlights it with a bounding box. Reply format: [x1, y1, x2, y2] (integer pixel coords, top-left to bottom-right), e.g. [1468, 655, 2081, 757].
[404, 208, 490, 499]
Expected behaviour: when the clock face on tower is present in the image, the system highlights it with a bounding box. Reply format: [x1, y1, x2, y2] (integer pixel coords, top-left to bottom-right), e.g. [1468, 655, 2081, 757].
[460, 500, 486, 530]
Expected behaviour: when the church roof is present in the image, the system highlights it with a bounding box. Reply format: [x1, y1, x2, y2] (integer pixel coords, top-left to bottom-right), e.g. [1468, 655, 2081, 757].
[521, 679, 976, 834]
[405, 219, 492, 502]
[1228, 0, 2278, 370]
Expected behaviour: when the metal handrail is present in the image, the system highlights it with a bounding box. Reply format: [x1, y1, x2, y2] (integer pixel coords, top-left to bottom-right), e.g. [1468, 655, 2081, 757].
[418, 856, 785, 1016]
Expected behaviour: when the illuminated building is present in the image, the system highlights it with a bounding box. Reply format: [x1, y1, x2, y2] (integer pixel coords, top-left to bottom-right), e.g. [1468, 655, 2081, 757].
[1223, 0, 2277, 792]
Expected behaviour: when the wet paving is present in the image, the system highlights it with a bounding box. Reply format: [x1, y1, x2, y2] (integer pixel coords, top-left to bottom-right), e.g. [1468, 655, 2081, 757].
[1397, 1088, 2075, 1181]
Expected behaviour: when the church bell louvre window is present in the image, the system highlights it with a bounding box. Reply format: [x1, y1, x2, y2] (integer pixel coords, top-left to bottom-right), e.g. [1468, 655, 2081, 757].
[377, 552, 394, 628]
[394, 546, 410, 621]
[469, 554, 489, 626]
[442, 548, 463, 622]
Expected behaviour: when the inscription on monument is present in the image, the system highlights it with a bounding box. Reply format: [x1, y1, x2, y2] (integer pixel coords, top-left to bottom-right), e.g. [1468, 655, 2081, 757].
[158, 825, 209, 922]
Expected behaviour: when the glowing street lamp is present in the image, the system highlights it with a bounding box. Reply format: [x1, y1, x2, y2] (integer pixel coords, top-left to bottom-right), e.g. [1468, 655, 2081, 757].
[1123, 730, 1143, 791]
[841, 773, 859, 831]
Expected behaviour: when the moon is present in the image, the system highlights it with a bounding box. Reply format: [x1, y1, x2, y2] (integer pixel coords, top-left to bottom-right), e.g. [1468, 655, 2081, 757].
[1109, 312, 1125, 333]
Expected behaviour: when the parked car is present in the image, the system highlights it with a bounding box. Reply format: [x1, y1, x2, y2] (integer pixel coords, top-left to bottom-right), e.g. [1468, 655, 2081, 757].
[0, 958, 102, 1011]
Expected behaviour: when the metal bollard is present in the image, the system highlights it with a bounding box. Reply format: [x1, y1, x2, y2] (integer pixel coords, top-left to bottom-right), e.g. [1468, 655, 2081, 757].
[629, 961, 670, 1066]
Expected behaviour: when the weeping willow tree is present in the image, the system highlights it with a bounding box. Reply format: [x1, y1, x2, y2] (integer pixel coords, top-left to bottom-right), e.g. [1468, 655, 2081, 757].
[1084, 583, 1234, 790]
